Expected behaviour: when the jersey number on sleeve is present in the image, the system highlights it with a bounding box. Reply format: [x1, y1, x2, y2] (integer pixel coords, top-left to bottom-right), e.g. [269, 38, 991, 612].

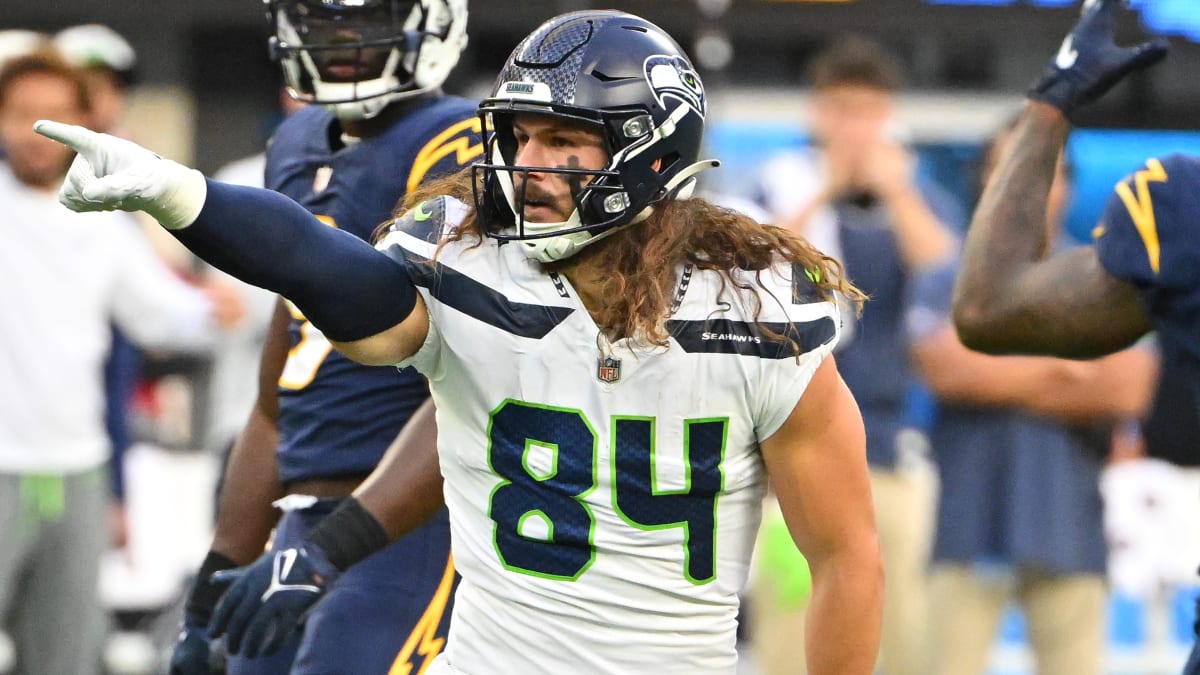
[278, 301, 333, 390]
[487, 399, 726, 585]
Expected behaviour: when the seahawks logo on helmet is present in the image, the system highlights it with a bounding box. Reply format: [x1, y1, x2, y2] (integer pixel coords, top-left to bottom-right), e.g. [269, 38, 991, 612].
[643, 55, 706, 119]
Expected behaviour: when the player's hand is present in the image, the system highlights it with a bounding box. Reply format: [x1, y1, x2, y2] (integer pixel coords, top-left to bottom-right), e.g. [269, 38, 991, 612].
[169, 557, 236, 674]
[168, 623, 217, 675]
[32, 119, 208, 230]
[208, 546, 339, 658]
[1029, 0, 1168, 117]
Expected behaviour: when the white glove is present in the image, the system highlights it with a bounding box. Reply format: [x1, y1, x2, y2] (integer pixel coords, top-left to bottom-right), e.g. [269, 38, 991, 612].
[34, 120, 207, 230]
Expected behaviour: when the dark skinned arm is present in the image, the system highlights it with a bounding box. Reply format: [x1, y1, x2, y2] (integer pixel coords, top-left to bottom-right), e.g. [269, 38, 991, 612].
[209, 298, 289, 563]
[353, 396, 444, 541]
[952, 102, 1152, 358]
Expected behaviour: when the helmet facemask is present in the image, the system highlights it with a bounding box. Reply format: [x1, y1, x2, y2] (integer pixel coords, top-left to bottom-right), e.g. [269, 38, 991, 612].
[267, 0, 467, 120]
[473, 108, 647, 261]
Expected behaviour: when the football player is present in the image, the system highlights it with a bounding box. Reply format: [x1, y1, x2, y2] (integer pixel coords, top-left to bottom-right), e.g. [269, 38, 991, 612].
[40, 10, 884, 673]
[167, 1, 479, 673]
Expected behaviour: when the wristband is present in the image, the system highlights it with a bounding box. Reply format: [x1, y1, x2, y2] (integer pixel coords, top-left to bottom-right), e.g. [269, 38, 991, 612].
[184, 550, 238, 624]
[307, 497, 391, 571]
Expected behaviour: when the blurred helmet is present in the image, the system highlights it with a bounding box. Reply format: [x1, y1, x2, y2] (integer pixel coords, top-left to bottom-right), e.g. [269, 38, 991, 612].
[53, 24, 137, 84]
[266, 0, 468, 121]
[473, 10, 717, 263]
[0, 30, 48, 68]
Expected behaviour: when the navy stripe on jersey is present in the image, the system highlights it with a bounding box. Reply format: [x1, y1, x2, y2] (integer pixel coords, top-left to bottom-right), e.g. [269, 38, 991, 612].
[382, 245, 576, 339]
[667, 316, 836, 358]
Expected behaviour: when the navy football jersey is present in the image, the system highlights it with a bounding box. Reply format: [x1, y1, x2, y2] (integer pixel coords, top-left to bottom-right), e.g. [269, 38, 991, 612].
[265, 97, 483, 483]
[1095, 153, 1200, 464]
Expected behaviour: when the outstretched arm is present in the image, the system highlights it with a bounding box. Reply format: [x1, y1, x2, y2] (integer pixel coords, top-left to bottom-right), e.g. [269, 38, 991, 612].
[178, 181, 432, 366]
[35, 120, 428, 366]
[761, 356, 883, 674]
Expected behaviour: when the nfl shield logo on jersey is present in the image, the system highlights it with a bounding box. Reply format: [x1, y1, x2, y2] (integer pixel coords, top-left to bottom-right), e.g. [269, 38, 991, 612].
[597, 356, 621, 383]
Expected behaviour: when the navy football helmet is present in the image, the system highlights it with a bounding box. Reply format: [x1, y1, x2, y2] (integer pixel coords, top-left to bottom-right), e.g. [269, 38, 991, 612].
[473, 10, 718, 262]
[266, 0, 467, 120]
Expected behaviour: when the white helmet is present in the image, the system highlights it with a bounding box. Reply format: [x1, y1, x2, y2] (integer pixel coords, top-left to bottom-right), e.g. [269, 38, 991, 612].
[53, 24, 137, 82]
[0, 30, 47, 68]
[266, 0, 468, 121]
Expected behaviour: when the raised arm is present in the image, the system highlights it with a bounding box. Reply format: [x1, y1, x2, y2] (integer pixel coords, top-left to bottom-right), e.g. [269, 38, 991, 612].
[760, 356, 883, 674]
[951, 0, 1165, 358]
[952, 104, 1150, 357]
[178, 181, 432, 366]
[35, 120, 427, 366]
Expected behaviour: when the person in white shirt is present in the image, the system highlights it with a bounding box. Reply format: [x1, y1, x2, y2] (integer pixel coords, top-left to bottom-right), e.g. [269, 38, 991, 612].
[0, 51, 231, 675]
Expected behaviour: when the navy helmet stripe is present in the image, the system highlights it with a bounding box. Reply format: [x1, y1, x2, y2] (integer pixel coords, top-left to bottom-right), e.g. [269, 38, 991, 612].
[381, 245, 575, 339]
[667, 317, 836, 358]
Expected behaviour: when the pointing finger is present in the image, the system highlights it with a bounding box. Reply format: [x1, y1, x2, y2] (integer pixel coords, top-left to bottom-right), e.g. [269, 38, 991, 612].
[33, 120, 100, 155]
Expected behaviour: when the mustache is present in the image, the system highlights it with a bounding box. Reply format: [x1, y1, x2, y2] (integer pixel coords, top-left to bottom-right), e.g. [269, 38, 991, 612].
[514, 182, 556, 206]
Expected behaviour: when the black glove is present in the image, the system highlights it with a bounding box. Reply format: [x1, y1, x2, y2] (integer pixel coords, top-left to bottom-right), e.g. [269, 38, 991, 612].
[169, 551, 237, 674]
[169, 624, 219, 675]
[1028, 0, 1168, 118]
[208, 545, 339, 659]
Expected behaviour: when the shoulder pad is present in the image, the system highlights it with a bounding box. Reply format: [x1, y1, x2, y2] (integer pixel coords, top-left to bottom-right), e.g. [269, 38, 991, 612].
[790, 262, 825, 304]
[1097, 153, 1200, 287]
[386, 196, 470, 244]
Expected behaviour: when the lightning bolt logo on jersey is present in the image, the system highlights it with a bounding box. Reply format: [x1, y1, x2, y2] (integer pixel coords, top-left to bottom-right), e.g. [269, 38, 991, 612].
[1095, 153, 1200, 466]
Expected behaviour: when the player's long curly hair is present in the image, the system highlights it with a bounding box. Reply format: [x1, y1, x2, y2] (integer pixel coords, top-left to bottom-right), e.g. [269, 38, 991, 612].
[396, 169, 864, 351]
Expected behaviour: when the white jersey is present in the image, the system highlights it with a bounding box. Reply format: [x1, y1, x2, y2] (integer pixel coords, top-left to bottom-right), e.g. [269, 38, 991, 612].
[377, 197, 840, 675]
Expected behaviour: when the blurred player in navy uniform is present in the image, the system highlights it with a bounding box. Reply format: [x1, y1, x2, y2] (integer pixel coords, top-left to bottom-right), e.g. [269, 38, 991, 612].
[948, 0, 1200, 672]
[169, 1, 479, 673]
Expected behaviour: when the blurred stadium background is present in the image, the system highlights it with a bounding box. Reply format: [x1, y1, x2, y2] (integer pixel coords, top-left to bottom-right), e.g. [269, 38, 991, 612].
[6, 1, 1200, 673]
